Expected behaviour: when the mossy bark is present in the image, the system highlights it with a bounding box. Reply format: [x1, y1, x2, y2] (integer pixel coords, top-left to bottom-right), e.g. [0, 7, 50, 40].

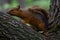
[0, 12, 46, 40]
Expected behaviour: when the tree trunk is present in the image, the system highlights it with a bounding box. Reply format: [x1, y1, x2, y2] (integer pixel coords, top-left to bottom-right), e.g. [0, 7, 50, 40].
[48, 0, 60, 32]
[0, 12, 46, 40]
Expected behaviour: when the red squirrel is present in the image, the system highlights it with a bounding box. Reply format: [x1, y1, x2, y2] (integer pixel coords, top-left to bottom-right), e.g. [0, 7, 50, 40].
[7, 6, 48, 35]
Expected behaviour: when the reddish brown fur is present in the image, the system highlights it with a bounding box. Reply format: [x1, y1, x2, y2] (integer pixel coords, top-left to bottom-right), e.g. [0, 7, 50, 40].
[7, 6, 48, 35]
[28, 6, 48, 19]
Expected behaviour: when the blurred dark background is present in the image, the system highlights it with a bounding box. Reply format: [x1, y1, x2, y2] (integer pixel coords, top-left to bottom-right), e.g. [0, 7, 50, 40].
[0, 0, 50, 12]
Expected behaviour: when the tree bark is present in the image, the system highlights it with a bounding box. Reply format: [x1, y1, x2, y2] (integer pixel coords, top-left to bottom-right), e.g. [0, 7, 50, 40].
[0, 12, 46, 40]
[48, 0, 60, 32]
[49, 0, 60, 28]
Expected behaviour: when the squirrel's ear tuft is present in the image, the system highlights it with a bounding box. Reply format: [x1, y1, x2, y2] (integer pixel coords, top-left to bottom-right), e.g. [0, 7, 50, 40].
[15, 5, 20, 10]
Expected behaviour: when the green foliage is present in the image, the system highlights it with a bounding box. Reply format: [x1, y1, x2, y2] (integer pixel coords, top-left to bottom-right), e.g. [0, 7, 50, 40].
[25, 0, 33, 5]
[0, 0, 50, 11]
[26, 0, 50, 10]
[11, 0, 19, 8]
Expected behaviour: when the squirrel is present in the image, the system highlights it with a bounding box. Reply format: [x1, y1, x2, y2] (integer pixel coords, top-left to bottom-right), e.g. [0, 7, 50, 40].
[7, 6, 49, 36]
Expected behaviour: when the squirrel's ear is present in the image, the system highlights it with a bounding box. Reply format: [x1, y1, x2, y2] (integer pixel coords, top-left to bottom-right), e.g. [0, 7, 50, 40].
[15, 5, 20, 10]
